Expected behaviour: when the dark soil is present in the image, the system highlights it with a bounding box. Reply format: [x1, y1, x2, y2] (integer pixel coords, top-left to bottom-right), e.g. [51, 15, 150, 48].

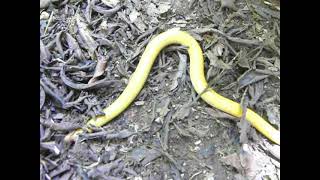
[40, 0, 280, 179]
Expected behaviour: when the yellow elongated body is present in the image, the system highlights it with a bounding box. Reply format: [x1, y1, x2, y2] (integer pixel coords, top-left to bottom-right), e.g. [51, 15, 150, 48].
[65, 29, 280, 145]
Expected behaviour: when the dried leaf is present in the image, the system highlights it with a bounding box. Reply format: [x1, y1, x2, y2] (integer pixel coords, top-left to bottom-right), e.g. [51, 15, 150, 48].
[252, 4, 280, 19]
[65, 32, 84, 60]
[237, 69, 269, 89]
[40, 77, 66, 108]
[40, 86, 45, 110]
[248, 81, 265, 106]
[198, 144, 215, 159]
[40, 119, 82, 132]
[80, 129, 135, 141]
[160, 111, 172, 151]
[187, 126, 209, 138]
[266, 104, 280, 128]
[76, 15, 98, 56]
[60, 65, 122, 90]
[101, 0, 119, 7]
[237, 118, 251, 144]
[157, 97, 171, 117]
[40, 141, 60, 155]
[237, 49, 250, 68]
[102, 145, 118, 162]
[173, 104, 191, 120]
[170, 52, 187, 91]
[92, 0, 123, 16]
[220, 153, 242, 170]
[55, 31, 65, 58]
[129, 9, 140, 22]
[129, 146, 161, 165]
[88, 55, 108, 84]
[133, 17, 147, 32]
[213, 42, 226, 57]
[40, 40, 51, 61]
[242, 144, 279, 179]
[261, 140, 280, 160]
[49, 162, 71, 178]
[158, 2, 171, 14]
[173, 123, 192, 137]
[87, 159, 122, 178]
[206, 50, 232, 70]
[59, 170, 74, 180]
[203, 172, 215, 180]
[204, 107, 237, 120]
[222, 144, 279, 180]
[146, 3, 159, 17]
[187, 31, 204, 41]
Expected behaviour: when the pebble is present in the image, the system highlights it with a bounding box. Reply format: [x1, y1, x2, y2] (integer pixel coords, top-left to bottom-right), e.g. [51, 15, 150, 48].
[194, 146, 200, 151]
[133, 177, 142, 180]
[155, 117, 162, 124]
[194, 140, 201, 145]
[134, 101, 145, 106]
[40, 11, 50, 20]
[204, 172, 215, 180]
[100, 20, 108, 30]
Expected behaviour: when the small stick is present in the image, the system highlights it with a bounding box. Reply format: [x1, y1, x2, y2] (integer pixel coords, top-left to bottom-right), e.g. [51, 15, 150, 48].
[44, 11, 54, 35]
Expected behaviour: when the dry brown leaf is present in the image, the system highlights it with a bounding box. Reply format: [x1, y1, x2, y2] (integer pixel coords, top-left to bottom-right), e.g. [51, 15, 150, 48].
[204, 107, 237, 120]
[237, 49, 250, 69]
[129, 146, 162, 165]
[157, 97, 171, 117]
[88, 55, 108, 84]
[76, 14, 98, 57]
[158, 2, 171, 14]
[65, 32, 84, 60]
[187, 126, 209, 138]
[170, 52, 187, 91]
[173, 104, 191, 120]
[237, 69, 269, 89]
[220, 153, 242, 170]
[221, 143, 279, 180]
[248, 81, 265, 106]
[206, 50, 232, 70]
[40, 40, 51, 61]
[129, 9, 140, 22]
[266, 104, 280, 128]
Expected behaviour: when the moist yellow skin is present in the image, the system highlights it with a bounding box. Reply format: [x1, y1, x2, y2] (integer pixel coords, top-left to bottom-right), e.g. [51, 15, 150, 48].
[65, 29, 280, 145]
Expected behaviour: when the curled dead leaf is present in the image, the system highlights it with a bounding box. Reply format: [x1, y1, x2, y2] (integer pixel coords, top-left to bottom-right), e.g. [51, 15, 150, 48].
[88, 55, 109, 84]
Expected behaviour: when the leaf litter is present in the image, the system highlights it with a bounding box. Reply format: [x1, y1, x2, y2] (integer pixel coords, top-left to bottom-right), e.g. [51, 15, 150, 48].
[40, 0, 280, 179]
